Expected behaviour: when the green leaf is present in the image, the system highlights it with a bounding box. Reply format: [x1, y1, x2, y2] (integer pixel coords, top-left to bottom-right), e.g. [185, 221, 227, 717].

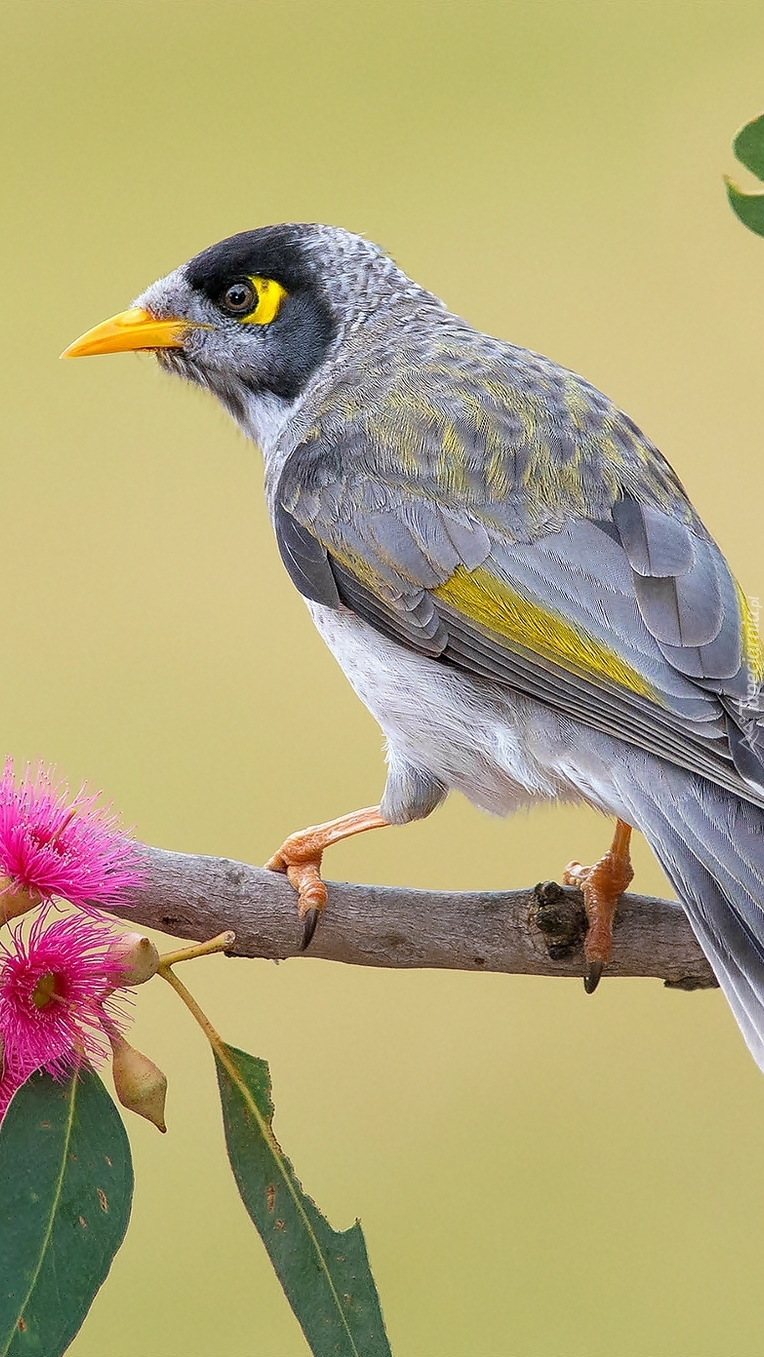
[0, 1065, 133, 1357]
[215, 1043, 391, 1357]
[725, 176, 764, 237]
[734, 113, 764, 181]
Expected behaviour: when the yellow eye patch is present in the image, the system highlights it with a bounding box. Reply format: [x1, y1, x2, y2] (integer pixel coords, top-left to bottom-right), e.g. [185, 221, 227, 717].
[242, 276, 288, 325]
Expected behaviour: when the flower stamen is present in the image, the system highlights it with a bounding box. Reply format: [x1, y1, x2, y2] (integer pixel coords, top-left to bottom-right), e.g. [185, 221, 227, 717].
[0, 759, 141, 918]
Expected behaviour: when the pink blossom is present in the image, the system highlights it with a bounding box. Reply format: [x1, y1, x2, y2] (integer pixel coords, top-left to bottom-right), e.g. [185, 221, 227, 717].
[0, 910, 130, 1115]
[0, 759, 141, 918]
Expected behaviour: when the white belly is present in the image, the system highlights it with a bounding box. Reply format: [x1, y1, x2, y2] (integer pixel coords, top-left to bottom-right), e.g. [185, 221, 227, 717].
[306, 601, 616, 818]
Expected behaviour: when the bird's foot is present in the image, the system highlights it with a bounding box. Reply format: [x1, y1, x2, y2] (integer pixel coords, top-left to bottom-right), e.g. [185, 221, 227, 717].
[265, 806, 389, 951]
[265, 840, 328, 951]
[562, 819, 634, 993]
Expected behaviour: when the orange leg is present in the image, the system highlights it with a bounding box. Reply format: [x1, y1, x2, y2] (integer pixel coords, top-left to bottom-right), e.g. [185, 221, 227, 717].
[265, 806, 390, 949]
[563, 819, 634, 994]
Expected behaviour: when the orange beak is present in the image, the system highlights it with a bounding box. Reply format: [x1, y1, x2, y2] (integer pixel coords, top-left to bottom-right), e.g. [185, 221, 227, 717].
[61, 307, 196, 359]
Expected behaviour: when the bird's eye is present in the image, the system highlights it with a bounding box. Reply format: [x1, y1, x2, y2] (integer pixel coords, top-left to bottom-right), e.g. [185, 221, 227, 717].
[221, 280, 257, 315]
[217, 275, 288, 325]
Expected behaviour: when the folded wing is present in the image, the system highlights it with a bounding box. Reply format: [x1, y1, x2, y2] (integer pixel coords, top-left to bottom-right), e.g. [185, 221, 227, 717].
[274, 376, 764, 805]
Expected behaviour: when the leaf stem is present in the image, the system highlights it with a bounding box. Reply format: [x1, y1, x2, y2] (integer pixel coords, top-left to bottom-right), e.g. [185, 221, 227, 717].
[159, 968, 269, 1129]
[158, 931, 236, 1055]
[158, 966, 228, 1055]
[158, 930, 235, 968]
[159, 931, 259, 1094]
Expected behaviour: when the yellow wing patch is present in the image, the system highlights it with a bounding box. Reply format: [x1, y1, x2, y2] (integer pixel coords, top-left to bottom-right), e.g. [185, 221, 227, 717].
[435, 565, 657, 700]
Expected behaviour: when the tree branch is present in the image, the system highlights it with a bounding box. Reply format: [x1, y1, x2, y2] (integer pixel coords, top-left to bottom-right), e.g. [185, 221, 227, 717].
[105, 845, 717, 990]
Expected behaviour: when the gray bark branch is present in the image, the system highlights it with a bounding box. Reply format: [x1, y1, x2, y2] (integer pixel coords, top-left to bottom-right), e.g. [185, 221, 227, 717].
[104, 845, 717, 990]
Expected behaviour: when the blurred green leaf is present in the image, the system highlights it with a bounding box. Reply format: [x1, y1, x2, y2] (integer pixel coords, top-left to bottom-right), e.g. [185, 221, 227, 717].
[0, 1065, 133, 1357]
[726, 176, 764, 236]
[734, 113, 764, 181]
[215, 1043, 391, 1357]
[727, 113, 764, 236]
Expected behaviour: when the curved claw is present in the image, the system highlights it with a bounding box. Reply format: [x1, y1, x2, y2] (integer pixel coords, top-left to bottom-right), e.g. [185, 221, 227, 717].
[584, 960, 603, 994]
[300, 908, 320, 951]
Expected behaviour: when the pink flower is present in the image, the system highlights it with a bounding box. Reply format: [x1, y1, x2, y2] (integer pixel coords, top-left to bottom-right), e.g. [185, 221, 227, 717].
[0, 910, 130, 1115]
[0, 759, 141, 919]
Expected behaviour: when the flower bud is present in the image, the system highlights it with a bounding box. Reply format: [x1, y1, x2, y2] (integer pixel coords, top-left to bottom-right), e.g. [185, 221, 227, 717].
[110, 933, 160, 986]
[0, 876, 41, 924]
[110, 1033, 167, 1132]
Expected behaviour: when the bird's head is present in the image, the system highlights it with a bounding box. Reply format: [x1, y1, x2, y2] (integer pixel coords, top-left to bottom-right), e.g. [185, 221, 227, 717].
[63, 223, 421, 433]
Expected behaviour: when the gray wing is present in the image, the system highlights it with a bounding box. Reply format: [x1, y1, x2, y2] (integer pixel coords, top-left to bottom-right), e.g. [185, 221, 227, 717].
[272, 373, 764, 804]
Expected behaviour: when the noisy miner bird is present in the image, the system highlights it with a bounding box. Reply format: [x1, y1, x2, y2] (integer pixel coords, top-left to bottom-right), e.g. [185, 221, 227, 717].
[64, 225, 764, 1069]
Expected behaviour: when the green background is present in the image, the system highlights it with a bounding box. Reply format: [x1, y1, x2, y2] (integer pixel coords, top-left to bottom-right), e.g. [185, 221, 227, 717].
[2, 2, 764, 1353]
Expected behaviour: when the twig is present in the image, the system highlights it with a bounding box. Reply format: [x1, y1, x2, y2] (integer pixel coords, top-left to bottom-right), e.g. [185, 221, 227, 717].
[100, 845, 717, 991]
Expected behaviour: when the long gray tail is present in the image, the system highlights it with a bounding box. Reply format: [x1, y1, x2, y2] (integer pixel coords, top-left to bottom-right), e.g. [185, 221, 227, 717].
[612, 758, 764, 1071]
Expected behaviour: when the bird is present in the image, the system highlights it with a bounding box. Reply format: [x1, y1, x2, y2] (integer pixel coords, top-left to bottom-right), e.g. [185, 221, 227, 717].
[63, 223, 764, 1070]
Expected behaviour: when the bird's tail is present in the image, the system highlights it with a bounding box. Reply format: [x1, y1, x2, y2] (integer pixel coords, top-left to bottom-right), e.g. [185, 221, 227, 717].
[612, 758, 764, 1071]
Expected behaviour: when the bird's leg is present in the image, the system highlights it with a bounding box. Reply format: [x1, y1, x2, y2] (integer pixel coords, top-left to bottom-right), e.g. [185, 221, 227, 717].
[265, 806, 390, 950]
[563, 819, 634, 994]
